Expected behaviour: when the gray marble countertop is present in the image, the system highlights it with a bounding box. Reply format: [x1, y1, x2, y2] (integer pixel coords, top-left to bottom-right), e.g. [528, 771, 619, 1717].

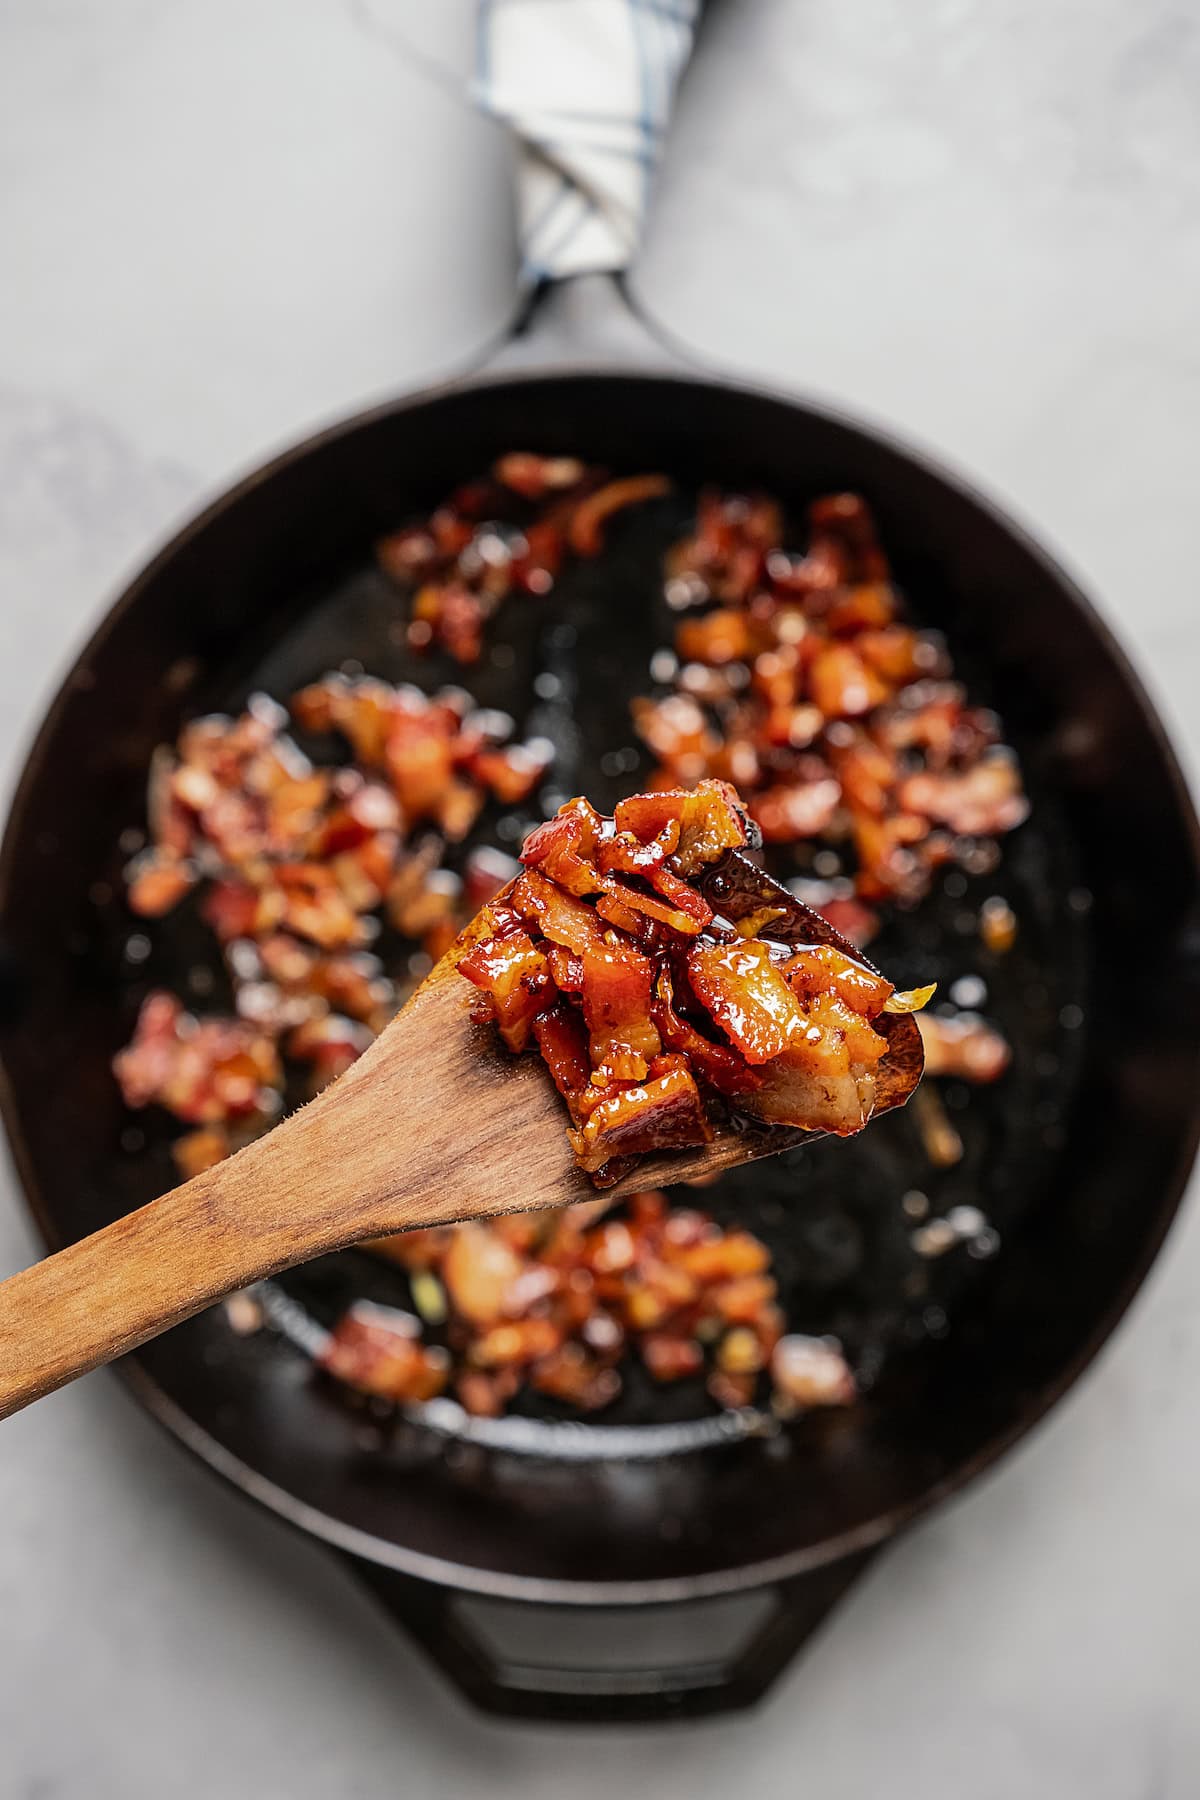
[2, 3, 1198, 1794]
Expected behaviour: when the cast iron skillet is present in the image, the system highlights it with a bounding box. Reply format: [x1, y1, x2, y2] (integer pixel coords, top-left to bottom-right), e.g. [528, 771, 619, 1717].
[1, 278, 1198, 1720]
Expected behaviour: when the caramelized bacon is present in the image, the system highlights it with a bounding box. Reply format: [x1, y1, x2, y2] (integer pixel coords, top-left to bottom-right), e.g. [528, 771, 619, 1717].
[569, 1061, 711, 1176]
[687, 939, 806, 1064]
[635, 490, 1028, 912]
[460, 781, 914, 1180]
[114, 457, 1010, 1433]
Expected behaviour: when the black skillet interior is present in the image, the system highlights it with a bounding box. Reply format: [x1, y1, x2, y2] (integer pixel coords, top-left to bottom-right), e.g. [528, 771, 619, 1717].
[1, 372, 1198, 1604]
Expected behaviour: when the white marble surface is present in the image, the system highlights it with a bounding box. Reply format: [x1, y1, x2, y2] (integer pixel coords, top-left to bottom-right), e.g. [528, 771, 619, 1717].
[1, 1, 1199, 1793]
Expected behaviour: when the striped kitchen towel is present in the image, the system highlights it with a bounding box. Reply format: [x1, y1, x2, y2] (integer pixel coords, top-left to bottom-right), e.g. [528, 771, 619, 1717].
[476, 0, 701, 284]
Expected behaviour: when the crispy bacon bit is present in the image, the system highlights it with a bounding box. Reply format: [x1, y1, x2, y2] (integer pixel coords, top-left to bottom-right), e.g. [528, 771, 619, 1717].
[319, 1302, 449, 1404]
[664, 489, 782, 604]
[813, 896, 879, 949]
[688, 940, 805, 1064]
[898, 755, 1028, 838]
[782, 944, 894, 1015]
[442, 1223, 526, 1327]
[456, 922, 549, 1053]
[770, 1334, 857, 1413]
[916, 1011, 1011, 1083]
[286, 1013, 375, 1093]
[569, 1062, 712, 1176]
[115, 992, 282, 1126]
[460, 781, 913, 1180]
[614, 779, 750, 878]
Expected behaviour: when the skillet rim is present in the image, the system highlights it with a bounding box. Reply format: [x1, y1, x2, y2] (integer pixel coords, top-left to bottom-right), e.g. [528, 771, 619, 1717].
[1, 362, 1197, 1606]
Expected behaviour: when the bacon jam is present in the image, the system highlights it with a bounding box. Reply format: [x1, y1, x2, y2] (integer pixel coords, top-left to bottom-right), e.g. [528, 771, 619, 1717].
[457, 779, 930, 1185]
[113, 456, 1014, 1426]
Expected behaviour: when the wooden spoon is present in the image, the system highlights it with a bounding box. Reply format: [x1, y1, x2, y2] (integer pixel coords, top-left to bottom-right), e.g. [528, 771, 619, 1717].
[0, 850, 922, 1419]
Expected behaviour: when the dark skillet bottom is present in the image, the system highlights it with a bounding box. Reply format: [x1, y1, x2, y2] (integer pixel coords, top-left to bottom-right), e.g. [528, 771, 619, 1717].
[1, 373, 1197, 1606]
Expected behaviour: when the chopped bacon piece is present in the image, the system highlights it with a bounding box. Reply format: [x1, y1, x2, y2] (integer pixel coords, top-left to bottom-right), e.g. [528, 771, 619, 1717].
[898, 755, 1029, 838]
[738, 1047, 879, 1137]
[568, 1062, 711, 1177]
[470, 1317, 564, 1368]
[809, 643, 888, 718]
[458, 921, 551, 1052]
[520, 798, 605, 896]
[114, 992, 282, 1126]
[493, 452, 586, 499]
[687, 939, 806, 1064]
[126, 852, 195, 918]
[531, 1005, 591, 1112]
[455, 1368, 522, 1417]
[770, 1334, 857, 1411]
[529, 1344, 622, 1410]
[652, 966, 761, 1098]
[172, 1126, 231, 1180]
[641, 1334, 704, 1382]
[576, 938, 660, 1073]
[675, 608, 759, 666]
[815, 897, 880, 949]
[442, 1223, 525, 1327]
[664, 490, 782, 603]
[613, 779, 749, 877]
[782, 943, 893, 1016]
[916, 1011, 1011, 1083]
[319, 1303, 449, 1404]
[286, 1013, 374, 1091]
[511, 867, 606, 954]
[750, 779, 841, 844]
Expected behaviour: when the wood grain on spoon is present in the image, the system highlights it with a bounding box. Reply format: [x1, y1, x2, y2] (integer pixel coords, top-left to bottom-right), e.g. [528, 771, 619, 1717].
[0, 851, 922, 1420]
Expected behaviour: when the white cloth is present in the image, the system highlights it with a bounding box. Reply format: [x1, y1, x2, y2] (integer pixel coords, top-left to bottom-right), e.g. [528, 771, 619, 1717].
[476, 0, 701, 284]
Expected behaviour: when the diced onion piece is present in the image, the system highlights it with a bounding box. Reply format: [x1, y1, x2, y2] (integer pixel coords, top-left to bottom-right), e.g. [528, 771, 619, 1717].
[883, 982, 937, 1014]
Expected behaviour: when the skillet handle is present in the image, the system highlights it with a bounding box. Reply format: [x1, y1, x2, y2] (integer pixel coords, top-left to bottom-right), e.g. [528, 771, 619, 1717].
[485, 270, 699, 376]
[476, 0, 709, 379]
[340, 1548, 877, 1723]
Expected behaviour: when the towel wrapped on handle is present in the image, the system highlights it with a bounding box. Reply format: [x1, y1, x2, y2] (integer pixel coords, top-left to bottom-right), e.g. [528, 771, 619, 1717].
[476, 0, 701, 284]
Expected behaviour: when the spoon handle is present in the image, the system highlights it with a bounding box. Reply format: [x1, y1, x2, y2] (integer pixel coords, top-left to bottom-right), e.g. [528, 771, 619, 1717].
[0, 966, 562, 1419]
[0, 1165, 274, 1418]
